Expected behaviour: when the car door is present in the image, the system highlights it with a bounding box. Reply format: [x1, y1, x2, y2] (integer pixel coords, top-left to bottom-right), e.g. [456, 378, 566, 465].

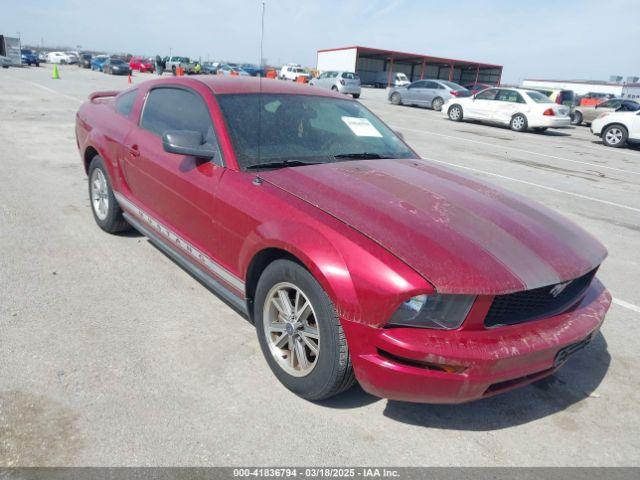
[404, 81, 426, 105]
[121, 84, 225, 263]
[466, 88, 499, 120]
[586, 99, 623, 123]
[493, 89, 528, 124]
[420, 80, 440, 105]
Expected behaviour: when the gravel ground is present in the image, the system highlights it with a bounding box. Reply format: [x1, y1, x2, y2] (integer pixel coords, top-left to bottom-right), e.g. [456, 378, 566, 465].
[1, 65, 639, 467]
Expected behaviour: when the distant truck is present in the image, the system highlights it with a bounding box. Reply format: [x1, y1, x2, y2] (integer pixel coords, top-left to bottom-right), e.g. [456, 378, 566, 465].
[359, 70, 410, 88]
[0, 35, 22, 66]
[165, 56, 199, 75]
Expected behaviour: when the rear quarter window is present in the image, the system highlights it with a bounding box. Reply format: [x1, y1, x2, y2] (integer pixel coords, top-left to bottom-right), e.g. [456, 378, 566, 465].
[115, 90, 137, 118]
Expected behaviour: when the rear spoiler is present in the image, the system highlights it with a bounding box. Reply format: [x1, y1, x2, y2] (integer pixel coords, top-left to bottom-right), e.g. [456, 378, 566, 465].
[89, 90, 120, 102]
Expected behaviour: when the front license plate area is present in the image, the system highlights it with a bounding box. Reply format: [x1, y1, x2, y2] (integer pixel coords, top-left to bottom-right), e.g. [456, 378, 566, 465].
[554, 332, 594, 367]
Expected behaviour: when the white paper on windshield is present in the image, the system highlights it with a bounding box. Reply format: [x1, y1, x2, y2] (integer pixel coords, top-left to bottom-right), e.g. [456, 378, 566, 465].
[341, 116, 383, 137]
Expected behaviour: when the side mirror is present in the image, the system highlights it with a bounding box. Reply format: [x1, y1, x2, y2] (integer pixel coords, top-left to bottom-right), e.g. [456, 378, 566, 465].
[162, 130, 216, 159]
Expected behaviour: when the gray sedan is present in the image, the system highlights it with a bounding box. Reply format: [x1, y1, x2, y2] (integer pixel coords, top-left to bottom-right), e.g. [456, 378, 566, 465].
[388, 79, 470, 111]
[309, 71, 361, 98]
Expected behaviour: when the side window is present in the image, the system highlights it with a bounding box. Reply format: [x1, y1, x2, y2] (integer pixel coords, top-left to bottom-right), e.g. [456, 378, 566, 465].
[409, 81, 426, 89]
[496, 90, 525, 103]
[476, 88, 499, 100]
[423, 81, 440, 89]
[115, 90, 137, 118]
[140, 87, 215, 140]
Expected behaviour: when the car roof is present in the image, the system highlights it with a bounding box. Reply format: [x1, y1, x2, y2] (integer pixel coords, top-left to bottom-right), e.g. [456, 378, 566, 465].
[191, 76, 345, 97]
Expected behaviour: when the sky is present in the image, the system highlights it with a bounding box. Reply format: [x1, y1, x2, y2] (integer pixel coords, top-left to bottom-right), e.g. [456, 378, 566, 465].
[2, 0, 639, 83]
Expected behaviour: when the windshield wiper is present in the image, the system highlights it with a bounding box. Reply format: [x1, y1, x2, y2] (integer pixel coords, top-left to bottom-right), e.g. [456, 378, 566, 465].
[333, 152, 386, 160]
[245, 159, 324, 170]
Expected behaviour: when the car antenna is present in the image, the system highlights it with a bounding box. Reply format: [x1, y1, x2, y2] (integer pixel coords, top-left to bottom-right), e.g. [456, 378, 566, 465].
[257, 1, 266, 171]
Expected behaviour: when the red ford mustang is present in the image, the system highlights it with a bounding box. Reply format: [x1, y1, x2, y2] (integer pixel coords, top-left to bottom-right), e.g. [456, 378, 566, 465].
[75, 77, 611, 403]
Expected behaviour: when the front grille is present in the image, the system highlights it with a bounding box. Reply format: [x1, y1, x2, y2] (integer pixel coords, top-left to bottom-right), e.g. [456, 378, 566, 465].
[484, 269, 597, 328]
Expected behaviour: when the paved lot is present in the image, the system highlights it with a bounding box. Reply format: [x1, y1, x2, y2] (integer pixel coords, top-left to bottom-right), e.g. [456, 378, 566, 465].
[1, 65, 639, 466]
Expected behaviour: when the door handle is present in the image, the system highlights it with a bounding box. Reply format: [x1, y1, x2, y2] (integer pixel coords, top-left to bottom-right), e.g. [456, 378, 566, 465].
[126, 144, 140, 158]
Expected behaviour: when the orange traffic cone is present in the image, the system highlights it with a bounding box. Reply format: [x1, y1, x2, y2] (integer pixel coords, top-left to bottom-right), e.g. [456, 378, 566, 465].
[128, 74, 132, 84]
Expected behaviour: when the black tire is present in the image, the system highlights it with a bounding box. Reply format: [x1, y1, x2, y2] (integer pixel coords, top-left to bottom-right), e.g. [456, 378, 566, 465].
[352, 93, 360, 99]
[571, 110, 583, 126]
[87, 156, 130, 233]
[431, 97, 444, 111]
[448, 104, 463, 122]
[510, 113, 528, 132]
[255, 259, 355, 401]
[602, 124, 628, 148]
[331, 86, 338, 92]
[390, 92, 402, 105]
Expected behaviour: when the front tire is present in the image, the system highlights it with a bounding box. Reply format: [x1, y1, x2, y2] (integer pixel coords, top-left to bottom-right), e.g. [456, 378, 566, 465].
[255, 260, 355, 400]
[602, 124, 628, 148]
[510, 113, 528, 132]
[390, 92, 401, 105]
[571, 111, 583, 126]
[352, 93, 360, 99]
[431, 97, 444, 111]
[88, 156, 130, 233]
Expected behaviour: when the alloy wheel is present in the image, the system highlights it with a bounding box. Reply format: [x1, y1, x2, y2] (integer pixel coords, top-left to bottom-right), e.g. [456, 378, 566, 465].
[90, 168, 109, 221]
[262, 282, 320, 377]
[605, 127, 623, 145]
[449, 106, 461, 120]
[512, 115, 526, 131]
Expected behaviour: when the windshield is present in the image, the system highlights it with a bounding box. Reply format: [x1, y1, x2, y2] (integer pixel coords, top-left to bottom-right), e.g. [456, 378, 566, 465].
[111, 59, 124, 65]
[525, 90, 554, 103]
[397, 73, 408, 81]
[217, 94, 416, 170]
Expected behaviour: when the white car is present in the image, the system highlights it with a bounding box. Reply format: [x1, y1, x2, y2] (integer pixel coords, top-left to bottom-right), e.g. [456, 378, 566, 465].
[443, 87, 571, 132]
[46, 51, 73, 64]
[279, 65, 310, 81]
[591, 110, 640, 148]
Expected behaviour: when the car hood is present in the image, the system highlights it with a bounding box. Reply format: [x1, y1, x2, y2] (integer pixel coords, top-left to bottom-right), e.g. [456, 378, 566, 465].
[259, 159, 607, 294]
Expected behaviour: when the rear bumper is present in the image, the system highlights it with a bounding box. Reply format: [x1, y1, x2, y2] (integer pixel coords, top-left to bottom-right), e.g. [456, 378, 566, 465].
[342, 279, 610, 403]
[530, 116, 572, 128]
[339, 85, 362, 95]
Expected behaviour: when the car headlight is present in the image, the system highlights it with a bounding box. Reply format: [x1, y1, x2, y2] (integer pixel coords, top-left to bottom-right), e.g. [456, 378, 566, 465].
[388, 294, 475, 329]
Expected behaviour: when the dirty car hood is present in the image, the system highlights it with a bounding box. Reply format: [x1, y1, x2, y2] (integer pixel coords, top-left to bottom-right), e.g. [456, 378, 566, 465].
[259, 159, 607, 295]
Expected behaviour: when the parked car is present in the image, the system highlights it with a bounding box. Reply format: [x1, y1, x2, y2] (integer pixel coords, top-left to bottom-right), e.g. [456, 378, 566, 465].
[38, 51, 47, 63]
[201, 61, 219, 74]
[91, 55, 109, 71]
[76, 77, 610, 403]
[240, 63, 263, 76]
[279, 64, 310, 81]
[78, 53, 92, 69]
[218, 64, 249, 76]
[389, 80, 470, 111]
[444, 87, 571, 132]
[571, 98, 640, 126]
[365, 71, 410, 88]
[102, 57, 131, 75]
[309, 71, 361, 98]
[463, 82, 492, 95]
[0, 54, 11, 68]
[525, 87, 575, 107]
[165, 56, 199, 75]
[129, 56, 154, 73]
[591, 110, 640, 148]
[46, 51, 73, 64]
[21, 49, 40, 66]
[65, 52, 79, 64]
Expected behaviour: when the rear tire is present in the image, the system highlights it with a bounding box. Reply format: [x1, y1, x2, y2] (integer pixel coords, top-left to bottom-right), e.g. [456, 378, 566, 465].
[390, 92, 402, 105]
[571, 111, 583, 126]
[88, 156, 130, 233]
[255, 259, 355, 401]
[602, 124, 628, 148]
[448, 104, 463, 122]
[352, 93, 360, 99]
[510, 113, 528, 132]
[431, 97, 444, 111]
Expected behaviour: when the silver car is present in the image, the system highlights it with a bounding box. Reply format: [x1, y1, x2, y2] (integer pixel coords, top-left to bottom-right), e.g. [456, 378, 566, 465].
[310, 71, 361, 98]
[388, 79, 471, 111]
[571, 98, 640, 126]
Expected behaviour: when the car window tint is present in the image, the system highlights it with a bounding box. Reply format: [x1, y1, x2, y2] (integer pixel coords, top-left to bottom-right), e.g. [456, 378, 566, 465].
[341, 72, 357, 79]
[476, 89, 499, 100]
[423, 81, 439, 89]
[115, 90, 137, 118]
[496, 90, 525, 103]
[140, 87, 213, 139]
[409, 81, 426, 89]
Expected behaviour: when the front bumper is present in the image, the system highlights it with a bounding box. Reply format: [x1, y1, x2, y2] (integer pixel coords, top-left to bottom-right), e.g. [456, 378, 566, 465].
[342, 279, 610, 403]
